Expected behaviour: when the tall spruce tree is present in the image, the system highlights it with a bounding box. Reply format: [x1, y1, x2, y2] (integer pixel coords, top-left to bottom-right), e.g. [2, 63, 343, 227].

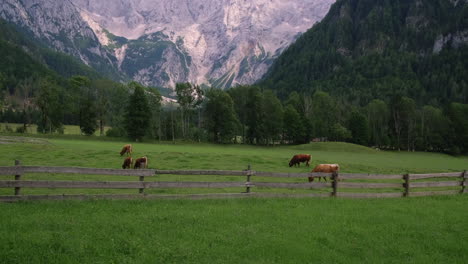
[79, 97, 97, 135]
[261, 90, 283, 145]
[283, 105, 304, 144]
[227, 85, 250, 144]
[246, 87, 264, 144]
[175, 82, 202, 139]
[367, 99, 389, 147]
[124, 82, 151, 141]
[70, 76, 97, 136]
[311, 91, 336, 138]
[35, 78, 63, 134]
[147, 88, 162, 140]
[105, 82, 128, 137]
[204, 89, 239, 143]
[448, 103, 468, 154]
[348, 111, 369, 146]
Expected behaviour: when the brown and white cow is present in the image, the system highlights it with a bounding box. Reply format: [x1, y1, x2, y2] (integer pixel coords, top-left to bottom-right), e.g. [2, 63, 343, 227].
[289, 154, 311, 167]
[308, 164, 340, 182]
[122, 156, 133, 169]
[134, 156, 148, 169]
[120, 144, 133, 156]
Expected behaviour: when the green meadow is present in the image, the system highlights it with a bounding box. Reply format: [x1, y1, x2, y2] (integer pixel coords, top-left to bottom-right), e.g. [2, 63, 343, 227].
[0, 135, 467, 263]
[1, 135, 466, 173]
[0, 123, 110, 136]
[0, 135, 467, 195]
[1, 196, 467, 263]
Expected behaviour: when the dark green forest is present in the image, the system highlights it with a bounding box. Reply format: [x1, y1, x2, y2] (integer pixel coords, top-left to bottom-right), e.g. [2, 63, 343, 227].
[255, 0, 468, 153]
[262, 0, 468, 105]
[0, 20, 102, 84]
[1, 0, 468, 154]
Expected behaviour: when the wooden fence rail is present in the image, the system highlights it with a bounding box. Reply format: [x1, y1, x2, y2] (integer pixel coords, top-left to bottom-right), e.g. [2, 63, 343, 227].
[0, 161, 466, 201]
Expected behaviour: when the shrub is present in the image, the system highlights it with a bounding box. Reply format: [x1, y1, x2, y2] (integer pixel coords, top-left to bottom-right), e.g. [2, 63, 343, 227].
[15, 126, 26, 133]
[106, 127, 126, 138]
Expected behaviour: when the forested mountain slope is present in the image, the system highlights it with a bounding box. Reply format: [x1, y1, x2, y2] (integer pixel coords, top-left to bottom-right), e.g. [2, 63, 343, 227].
[261, 0, 468, 105]
[0, 19, 102, 96]
[0, 0, 122, 81]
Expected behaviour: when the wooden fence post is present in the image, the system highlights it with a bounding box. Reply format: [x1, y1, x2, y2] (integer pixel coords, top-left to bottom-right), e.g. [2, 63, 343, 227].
[461, 170, 467, 194]
[139, 176, 145, 194]
[403, 174, 410, 197]
[331, 171, 338, 197]
[14, 160, 21, 196]
[245, 164, 252, 193]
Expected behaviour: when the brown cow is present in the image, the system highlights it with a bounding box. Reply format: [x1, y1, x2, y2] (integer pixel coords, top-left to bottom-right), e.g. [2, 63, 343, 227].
[120, 144, 132, 156]
[134, 156, 148, 169]
[122, 157, 133, 169]
[289, 154, 311, 167]
[308, 164, 340, 182]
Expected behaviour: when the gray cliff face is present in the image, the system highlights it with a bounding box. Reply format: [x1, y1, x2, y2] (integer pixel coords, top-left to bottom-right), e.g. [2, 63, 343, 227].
[0, 0, 118, 76]
[433, 30, 468, 54]
[72, 0, 335, 89]
[1, 0, 335, 89]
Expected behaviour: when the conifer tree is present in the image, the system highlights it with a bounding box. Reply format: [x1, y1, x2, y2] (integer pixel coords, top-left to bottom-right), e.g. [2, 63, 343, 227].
[36, 78, 63, 133]
[262, 90, 283, 145]
[71, 76, 97, 136]
[79, 97, 97, 135]
[204, 89, 239, 143]
[283, 105, 304, 144]
[124, 82, 151, 141]
[348, 111, 369, 146]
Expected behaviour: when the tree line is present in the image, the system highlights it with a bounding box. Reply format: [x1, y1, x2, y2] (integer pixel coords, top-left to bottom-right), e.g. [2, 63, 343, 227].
[161, 84, 468, 155]
[1, 76, 468, 154]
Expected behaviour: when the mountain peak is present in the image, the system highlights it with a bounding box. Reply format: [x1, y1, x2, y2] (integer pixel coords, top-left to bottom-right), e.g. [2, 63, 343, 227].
[72, 0, 335, 88]
[1, 0, 335, 89]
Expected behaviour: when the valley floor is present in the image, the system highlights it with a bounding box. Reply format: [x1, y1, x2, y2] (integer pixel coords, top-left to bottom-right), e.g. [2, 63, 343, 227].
[1, 196, 467, 263]
[0, 135, 467, 263]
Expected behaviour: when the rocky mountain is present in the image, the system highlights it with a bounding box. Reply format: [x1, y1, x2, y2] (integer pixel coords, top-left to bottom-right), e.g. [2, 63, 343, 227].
[261, 0, 468, 104]
[0, 18, 101, 84]
[0, 0, 122, 80]
[1, 0, 335, 89]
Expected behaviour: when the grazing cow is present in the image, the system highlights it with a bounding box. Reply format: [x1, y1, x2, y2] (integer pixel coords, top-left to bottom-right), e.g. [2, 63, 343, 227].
[134, 156, 148, 169]
[308, 164, 340, 182]
[122, 157, 133, 169]
[289, 154, 311, 167]
[120, 144, 132, 156]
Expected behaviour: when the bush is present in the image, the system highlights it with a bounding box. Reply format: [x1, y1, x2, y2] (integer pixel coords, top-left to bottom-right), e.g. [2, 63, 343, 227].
[15, 126, 26, 133]
[330, 123, 352, 142]
[106, 127, 126, 138]
[3, 125, 13, 133]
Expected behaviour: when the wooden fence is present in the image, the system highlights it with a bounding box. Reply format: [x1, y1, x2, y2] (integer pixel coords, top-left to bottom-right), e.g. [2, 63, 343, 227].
[0, 160, 466, 202]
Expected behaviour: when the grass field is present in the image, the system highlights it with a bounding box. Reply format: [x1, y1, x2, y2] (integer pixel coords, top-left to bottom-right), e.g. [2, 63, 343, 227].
[0, 123, 110, 136]
[0, 135, 467, 263]
[1, 196, 467, 263]
[1, 135, 466, 172]
[0, 135, 467, 196]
